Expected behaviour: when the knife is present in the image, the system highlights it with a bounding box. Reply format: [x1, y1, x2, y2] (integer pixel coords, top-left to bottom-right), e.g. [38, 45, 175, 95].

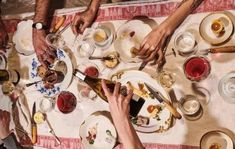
[144, 83, 182, 119]
[45, 117, 61, 145]
[138, 62, 147, 71]
[31, 102, 37, 144]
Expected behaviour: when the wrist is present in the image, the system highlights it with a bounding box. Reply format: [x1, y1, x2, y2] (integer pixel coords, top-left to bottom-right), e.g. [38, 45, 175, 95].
[87, 0, 100, 13]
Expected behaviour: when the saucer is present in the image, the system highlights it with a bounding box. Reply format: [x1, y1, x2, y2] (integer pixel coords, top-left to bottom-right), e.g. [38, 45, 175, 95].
[200, 130, 234, 149]
[199, 12, 234, 45]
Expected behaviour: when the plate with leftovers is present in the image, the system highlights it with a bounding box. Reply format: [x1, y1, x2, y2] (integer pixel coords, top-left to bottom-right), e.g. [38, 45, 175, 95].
[199, 12, 234, 45]
[79, 111, 117, 149]
[114, 20, 152, 63]
[29, 49, 73, 97]
[111, 70, 172, 133]
[12, 20, 35, 55]
[200, 130, 234, 149]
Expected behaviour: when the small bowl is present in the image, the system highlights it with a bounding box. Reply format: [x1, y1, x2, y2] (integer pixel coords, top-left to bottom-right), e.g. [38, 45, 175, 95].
[39, 97, 55, 113]
[174, 31, 196, 56]
[91, 25, 113, 48]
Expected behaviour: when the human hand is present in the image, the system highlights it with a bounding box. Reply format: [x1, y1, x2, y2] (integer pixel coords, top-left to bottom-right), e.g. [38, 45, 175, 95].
[138, 23, 173, 66]
[72, 8, 98, 35]
[0, 21, 9, 53]
[0, 109, 11, 139]
[101, 80, 133, 123]
[33, 30, 57, 68]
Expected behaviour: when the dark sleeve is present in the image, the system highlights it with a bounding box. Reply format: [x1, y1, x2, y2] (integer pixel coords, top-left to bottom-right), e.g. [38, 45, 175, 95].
[2, 133, 22, 149]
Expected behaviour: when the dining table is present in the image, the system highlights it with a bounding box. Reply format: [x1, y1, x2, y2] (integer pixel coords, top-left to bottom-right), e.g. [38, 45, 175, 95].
[1, 0, 235, 149]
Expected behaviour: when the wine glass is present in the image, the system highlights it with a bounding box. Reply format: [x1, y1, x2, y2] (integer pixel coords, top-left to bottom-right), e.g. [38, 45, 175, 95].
[45, 33, 65, 49]
[56, 91, 77, 114]
[158, 71, 176, 88]
[183, 55, 211, 82]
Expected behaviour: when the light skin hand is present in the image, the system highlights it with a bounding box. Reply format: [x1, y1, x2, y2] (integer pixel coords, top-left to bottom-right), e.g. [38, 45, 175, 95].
[101, 80, 144, 149]
[138, 23, 171, 65]
[0, 109, 11, 139]
[138, 0, 203, 66]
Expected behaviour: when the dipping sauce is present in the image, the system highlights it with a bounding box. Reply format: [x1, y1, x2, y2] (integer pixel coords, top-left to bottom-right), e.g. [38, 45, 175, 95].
[84, 66, 99, 78]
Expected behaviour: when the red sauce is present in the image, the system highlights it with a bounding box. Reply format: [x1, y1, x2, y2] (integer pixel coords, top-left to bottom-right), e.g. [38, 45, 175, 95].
[84, 66, 99, 78]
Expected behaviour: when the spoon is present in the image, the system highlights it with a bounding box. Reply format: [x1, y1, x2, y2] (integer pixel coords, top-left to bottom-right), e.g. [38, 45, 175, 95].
[25, 80, 42, 87]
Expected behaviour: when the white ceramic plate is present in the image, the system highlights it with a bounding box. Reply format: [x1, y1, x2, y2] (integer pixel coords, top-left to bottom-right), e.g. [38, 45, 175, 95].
[200, 131, 234, 149]
[113, 70, 172, 133]
[79, 112, 117, 149]
[199, 13, 234, 45]
[29, 49, 73, 97]
[114, 20, 152, 63]
[12, 20, 35, 55]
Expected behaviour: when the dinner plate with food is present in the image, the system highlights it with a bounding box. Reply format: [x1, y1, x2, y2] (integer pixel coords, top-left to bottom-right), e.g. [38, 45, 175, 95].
[200, 130, 234, 149]
[29, 49, 73, 97]
[114, 20, 152, 63]
[111, 70, 173, 133]
[199, 12, 234, 45]
[12, 20, 35, 55]
[79, 111, 117, 149]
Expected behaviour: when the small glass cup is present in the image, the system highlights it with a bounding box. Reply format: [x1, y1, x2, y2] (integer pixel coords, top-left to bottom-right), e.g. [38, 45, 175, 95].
[46, 33, 65, 49]
[179, 95, 203, 121]
[76, 40, 95, 58]
[158, 71, 175, 88]
[39, 97, 55, 113]
[218, 72, 235, 104]
[174, 31, 196, 56]
[183, 55, 211, 82]
[56, 91, 77, 114]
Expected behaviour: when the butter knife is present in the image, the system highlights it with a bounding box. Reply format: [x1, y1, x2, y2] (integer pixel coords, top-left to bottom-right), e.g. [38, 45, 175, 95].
[144, 83, 182, 119]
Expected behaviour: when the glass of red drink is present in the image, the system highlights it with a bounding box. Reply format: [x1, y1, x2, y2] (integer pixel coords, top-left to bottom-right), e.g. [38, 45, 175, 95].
[183, 55, 211, 81]
[57, 91, 77, 114]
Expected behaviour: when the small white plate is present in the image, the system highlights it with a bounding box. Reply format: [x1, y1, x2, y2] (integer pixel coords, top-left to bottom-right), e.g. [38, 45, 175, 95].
[199, 12, 234, 45]
[79, 112, 117, 149]
[29, 49, 73, 97]
[200, 131, 234, 149]
[12, 20, 35, 55]
[114, 20, 152, 63]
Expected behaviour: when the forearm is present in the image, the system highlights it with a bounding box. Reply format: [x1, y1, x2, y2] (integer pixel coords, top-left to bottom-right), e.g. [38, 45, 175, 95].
[114, 118, 144, 149]
[88, 0, 101, 12]
[34, 0, 51, 24]
[164, 0, 203, 32]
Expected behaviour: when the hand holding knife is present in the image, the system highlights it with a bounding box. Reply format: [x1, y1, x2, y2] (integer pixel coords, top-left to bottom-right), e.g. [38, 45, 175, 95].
[144, 83, 182, 119]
